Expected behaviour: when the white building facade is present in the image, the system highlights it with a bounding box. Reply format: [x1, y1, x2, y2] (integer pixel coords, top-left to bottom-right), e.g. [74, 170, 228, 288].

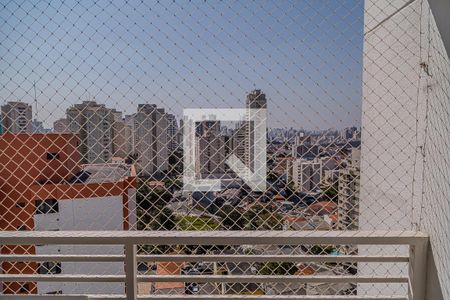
[291, 158, 322, 193]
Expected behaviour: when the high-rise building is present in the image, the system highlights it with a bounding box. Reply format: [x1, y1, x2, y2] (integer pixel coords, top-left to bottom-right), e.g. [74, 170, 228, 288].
[178, 119, 184, 149]
[0, 133, 136, 294]
[231, 121, 247, 168]
[131, 104, 169, 176]
[246, 89, 268, 110]
[336, 149, 360, 267]
[66, 101, 114, 164]
[222, 127, 234, 167]
[244, 90, 267, 171]
[291, 158, 322, 193]
[337, 166, 360, 231]
[337, 149, 361, 231]
[166, 113, 179, 152]
[1, 101, 32, 133]
[111, 110, 132, 159]
[231, 90, 267, 172]
[195, 120, 225, 177]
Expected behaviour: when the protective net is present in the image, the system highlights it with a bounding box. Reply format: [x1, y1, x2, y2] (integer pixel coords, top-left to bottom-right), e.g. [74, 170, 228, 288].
[0, 0, 449, 297]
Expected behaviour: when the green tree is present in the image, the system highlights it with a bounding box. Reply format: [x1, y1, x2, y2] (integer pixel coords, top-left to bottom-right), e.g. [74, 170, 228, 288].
[217, 205, 247, 230]
[164, 178, 182, 191]
[137, 182, 172, 210]
[138, 207, 176, 231]
[310, 245, 335, 255]
[245, 204, 283, 230]
[259, 262, 298, 275]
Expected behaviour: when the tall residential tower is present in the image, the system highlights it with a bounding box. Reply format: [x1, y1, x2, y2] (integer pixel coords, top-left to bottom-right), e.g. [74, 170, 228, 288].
[1, 101, 32, 133]
[66, 101, 114, 164]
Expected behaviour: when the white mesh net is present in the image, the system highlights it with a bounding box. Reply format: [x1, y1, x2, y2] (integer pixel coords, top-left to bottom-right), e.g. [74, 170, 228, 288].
[0, 0, 449, 298]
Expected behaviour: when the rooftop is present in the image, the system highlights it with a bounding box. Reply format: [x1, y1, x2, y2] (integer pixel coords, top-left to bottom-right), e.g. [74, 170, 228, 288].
[81, 163, 134, 183]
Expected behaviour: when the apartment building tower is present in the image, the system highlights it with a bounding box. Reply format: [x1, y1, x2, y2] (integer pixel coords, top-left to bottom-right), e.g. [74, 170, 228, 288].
[166, 113, 179, 152]
[1, 101, 32, 133]
[231, 90, 267, 172]
[66, 101, 114, 164]
[131, 104, 169, 176]
[111, 110, 132, 159]
[337, 149, 361, 231]
[337, 166, 360, 231]
[195, 120, 225, 177]
[291, 158, 322, 193]
[244, 90, 267, 171]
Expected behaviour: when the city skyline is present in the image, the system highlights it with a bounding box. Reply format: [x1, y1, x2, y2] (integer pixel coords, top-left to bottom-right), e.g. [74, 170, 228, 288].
[1, 98, 361, 133]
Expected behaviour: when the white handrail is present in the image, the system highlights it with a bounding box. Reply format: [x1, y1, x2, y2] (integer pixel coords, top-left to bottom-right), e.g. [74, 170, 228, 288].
[0, 230, 428, 300]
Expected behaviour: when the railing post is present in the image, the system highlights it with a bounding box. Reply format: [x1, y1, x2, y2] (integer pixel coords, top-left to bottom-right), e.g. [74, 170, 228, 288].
[409, 238, 428, 300]
[125, 243, 137, 300]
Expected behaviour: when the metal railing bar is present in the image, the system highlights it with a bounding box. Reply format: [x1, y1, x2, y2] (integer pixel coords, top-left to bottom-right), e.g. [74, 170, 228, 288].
[0, 254, 409, 263]
[0, 274, 125, 282]
[0, 230, 428, 246]
[99, 296, 408, 300]
[134, 296, 408, 300]
[0, 274, 408, 283]
[136, 254, 409, 263]
[0, 254, 124, 262]
[0, 295, 409, 300]
[124, 243, 137, 300]
[136, 275, 408, 283]
[1, 296, 88, 300]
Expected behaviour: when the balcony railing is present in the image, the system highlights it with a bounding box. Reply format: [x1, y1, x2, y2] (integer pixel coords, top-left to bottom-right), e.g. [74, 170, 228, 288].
[0, 231, 428, 300]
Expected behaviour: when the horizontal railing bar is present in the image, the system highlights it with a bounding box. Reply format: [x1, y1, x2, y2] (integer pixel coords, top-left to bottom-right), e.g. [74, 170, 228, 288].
[98, 296, 408, 300]
[0, 254, 124, 262]
[0, 230, 428, 246]
[1, 296, 88, 300]
[0, 274, 125, 282]
[0, 295, 409, 300]
[132, 296, 408, 300]
[136, 275, 409, 283]
[0, 296, 79, 300]
[0, 274, 408, 283]
[136, 254, 409, 263]
[0, 254, 409, 263]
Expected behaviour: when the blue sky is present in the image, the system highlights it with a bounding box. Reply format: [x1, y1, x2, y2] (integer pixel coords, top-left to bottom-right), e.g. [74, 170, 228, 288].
[0, 0, 363, 129]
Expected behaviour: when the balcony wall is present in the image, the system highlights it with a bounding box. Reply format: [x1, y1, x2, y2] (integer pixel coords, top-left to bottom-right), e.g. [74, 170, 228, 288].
[361, 0, 449, 299]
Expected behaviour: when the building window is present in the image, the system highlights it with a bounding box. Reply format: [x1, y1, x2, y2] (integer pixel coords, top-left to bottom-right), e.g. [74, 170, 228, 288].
[35, 199, 59, 214]
[38, 262, 61, 274]
[46, 152, 60, 160]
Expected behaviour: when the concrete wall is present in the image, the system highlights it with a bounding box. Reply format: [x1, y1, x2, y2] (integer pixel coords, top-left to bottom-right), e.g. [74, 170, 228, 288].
[417, 1, 450, 297]
[361, 0, 449, 298]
